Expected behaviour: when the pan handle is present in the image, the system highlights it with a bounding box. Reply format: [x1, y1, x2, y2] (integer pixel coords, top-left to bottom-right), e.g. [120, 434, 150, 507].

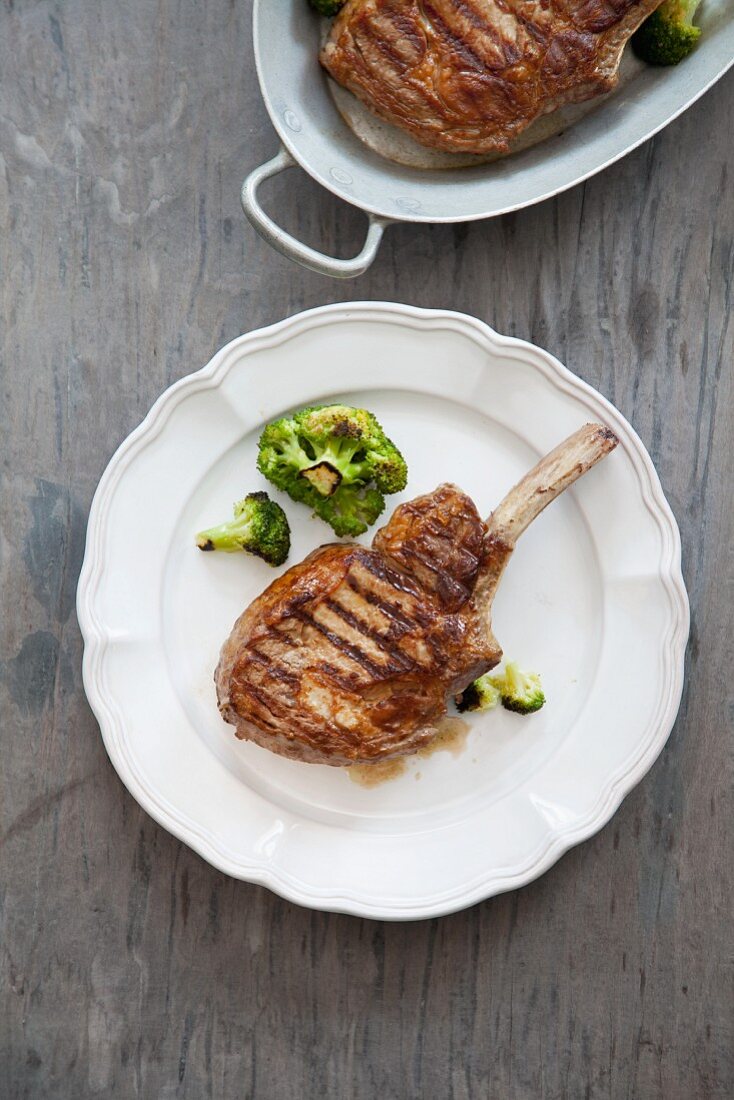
[241, 146, 391, 279]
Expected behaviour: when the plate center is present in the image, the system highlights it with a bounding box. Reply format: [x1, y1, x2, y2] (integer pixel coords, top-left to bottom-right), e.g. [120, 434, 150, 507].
[161, 388, 603, 832]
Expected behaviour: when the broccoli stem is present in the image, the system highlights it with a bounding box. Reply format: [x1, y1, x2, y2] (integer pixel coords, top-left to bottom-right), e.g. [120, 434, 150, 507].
[196, 520, 247, 552]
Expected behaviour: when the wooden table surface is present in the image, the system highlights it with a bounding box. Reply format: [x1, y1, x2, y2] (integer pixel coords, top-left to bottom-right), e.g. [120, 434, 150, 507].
[2, 2, 732, 1096]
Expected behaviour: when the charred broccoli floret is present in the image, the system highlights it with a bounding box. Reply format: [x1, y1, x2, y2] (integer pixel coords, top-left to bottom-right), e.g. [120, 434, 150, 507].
[456, 675, 501, 714]
[257, 405, 407, 537]
[456, 662, 545, 715]
[632, 0, 702, 65]
[196, 491, 290, 566]
[308, 0, 346, 16]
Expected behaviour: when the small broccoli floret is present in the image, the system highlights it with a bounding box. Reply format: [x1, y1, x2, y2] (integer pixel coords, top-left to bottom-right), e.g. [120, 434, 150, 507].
[456, 674, 502, 713]
[492, 662, 545, 714]
[456, 662, 545, 715]
[632, 0, 702, 65]
[196, 491, 290, 566]
[257, 404, 407, 537]
[308, 0, 346, 16]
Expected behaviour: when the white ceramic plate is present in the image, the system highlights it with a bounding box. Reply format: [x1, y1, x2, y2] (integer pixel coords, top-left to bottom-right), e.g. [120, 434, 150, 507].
[77, 304, 689, 920]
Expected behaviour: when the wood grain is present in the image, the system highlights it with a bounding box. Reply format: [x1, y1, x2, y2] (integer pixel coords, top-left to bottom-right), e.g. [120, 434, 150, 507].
[1, 1, 732, 1096]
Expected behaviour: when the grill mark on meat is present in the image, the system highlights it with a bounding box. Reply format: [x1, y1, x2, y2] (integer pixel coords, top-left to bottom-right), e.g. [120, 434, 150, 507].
[420, 514, 478, 547]
[246, 648, 300, 689]
[386, 3, 430, 44]
[240, 664, 300, 712]
[342, 562, 444, 669]
[293, 607, 400, 680]
[235, 683, 286, 729]
[316, 661, 366, 695]
[325, 597, 417, 671]
[520, 17, 550, 46]
[397, 544, 471, 605]
[346, 566, 434, 629]
[345, 575, 425, 633]
[410, 528, 482, 578]
[402, 538, 462, 575]
[572, 0, 632, 32]
[313, 600, 404, 669]
[444, 0, 527, 68]
[450, 0, 495, 33]
[361, 14, 418, 71]
[332, 583, 403, 640]
[358, 552, 424, 599]
[420, 1, 488, 70]
[243, 668, 361, 748]
[403, 627, 446, 667]
[265, 623, 297, 646]
[417, 516, 483, 567]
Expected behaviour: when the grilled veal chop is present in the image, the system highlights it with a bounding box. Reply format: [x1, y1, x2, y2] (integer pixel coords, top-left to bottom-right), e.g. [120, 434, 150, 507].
[320, 0, 663, 155]
[216, 423, 618, 765]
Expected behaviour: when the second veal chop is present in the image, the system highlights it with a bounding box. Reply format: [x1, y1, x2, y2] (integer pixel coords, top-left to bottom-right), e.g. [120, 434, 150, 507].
[216, 423, 618, 766]
[320, 0, 663, 155]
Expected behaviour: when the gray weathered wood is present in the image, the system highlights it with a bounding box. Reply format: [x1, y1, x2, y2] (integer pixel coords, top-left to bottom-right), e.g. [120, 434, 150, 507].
[1, 1, 732, 1096]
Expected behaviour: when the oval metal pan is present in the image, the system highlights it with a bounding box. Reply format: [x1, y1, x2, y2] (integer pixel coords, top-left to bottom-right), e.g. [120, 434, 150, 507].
[242, 0, 733, 274]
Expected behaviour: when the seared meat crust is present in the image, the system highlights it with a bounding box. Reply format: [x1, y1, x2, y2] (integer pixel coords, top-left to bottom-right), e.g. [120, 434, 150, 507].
[320, 0, 663, 154]
[216, 486, 501, 765]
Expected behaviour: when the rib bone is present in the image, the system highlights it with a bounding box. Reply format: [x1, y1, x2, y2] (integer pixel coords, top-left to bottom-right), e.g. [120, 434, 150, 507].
[474, 422, 620, 608]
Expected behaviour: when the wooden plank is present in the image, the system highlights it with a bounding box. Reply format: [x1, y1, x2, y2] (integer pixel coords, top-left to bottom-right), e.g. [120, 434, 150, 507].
[1, 0, 731, 1095]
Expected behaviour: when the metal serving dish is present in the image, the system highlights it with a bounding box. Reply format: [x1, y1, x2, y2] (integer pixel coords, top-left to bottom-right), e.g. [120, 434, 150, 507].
[242, 0, 733, 278]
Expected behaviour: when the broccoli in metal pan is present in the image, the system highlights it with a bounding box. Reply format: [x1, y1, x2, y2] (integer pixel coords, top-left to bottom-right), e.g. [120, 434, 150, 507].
[633, 0, 703, 65]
